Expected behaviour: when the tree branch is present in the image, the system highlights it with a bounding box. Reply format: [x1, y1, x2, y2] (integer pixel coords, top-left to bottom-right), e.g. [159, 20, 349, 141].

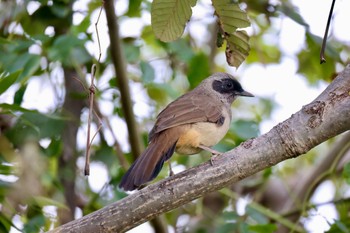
[49, 65, 350, 232]
[104, 0, 143, 159]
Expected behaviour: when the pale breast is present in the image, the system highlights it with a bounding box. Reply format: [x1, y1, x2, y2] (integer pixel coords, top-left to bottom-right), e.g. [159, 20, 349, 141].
[175, 108, 231, 155]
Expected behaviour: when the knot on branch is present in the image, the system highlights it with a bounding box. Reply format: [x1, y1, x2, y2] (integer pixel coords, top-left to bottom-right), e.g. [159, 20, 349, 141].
[303, 101, 326, 129]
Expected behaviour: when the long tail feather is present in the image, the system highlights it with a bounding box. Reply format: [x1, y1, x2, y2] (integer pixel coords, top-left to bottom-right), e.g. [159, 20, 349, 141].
[119, 129, 179, 191]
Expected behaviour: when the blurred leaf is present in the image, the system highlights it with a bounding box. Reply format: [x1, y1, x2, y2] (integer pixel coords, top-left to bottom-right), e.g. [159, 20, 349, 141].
[48, 35, 91, 67]
[326, 219, 350, 233]
[249, 224, 277, 233]
[44, 138, 63, 158]
[17, 54, 41, 82]
[0, 163, 14, 176]
[226, 30, 250, 68]
[216, 223, 237, 233]
[230, 120, 259, 140]
[187, 52, 211, 89]
[298, 33, 339, 83]
[213, 0, 250, 34]
[278, 2, 309, 28]
[0, 70, 21, 95]
[13, 83, 27, 105]
[32, 196, 68, 209]
[122, 41, 141, 63]
[127, 0, 142, 17]
[246, 205, 269, 224]
[71, 16, 91, 35]
[23, 215, 46, 233]
[246, 36, 281, 64]
[94, 143, 117, 169]
[0, 213, 12, 233]
[342, 162, 350, 184]
[146, 83, 179, 104]
[140, 61, 155, 84]
[167, 39, 195, 62]
[51, 2, 70, 18]
[0, 103, 37, 113]
[151, 0, 197, 42]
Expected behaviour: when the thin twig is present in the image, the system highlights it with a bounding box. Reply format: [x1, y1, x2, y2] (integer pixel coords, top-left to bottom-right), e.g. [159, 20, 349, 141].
[95, 2, 104, 63]
[320, 0, 336, 64]
[84, 2, 104, 175]
[85, 65, 97, 175]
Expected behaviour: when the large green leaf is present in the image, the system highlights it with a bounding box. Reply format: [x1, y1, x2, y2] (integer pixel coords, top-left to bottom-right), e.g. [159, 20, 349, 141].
[213, 0, 250, 68]
[151, 0, 197, 42]
[226, 30, 250, 68]
[213, 0, 250, 34]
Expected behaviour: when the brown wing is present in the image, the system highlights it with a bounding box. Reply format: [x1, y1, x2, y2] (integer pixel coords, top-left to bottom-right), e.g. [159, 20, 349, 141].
[148, 92, 223, 142]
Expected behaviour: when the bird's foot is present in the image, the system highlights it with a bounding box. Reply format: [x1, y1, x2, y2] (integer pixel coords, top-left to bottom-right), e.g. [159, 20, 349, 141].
[198, 145, 222, 166]
[168, 162, 174, 177]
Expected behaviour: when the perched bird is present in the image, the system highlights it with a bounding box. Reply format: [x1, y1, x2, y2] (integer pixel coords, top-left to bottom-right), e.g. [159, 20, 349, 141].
[119, 73, 254, 191]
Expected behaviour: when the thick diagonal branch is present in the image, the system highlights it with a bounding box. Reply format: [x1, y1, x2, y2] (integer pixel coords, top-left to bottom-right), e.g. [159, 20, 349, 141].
[49, 65, 350, 233]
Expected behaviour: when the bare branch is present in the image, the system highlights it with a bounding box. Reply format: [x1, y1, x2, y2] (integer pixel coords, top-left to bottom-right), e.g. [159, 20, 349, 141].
[104, 0, 143, 160]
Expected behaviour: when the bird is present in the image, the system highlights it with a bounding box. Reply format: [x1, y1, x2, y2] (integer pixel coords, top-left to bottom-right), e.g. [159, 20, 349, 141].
[119, 72, 254, 191]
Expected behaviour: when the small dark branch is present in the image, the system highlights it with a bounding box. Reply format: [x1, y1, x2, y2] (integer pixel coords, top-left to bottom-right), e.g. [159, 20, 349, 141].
[320, 0, 336, 64]
[85, 65, 102, 176]
[94, 3, 104, 63]
[85, 2, 104, 175]
[104, 0, 143, 160]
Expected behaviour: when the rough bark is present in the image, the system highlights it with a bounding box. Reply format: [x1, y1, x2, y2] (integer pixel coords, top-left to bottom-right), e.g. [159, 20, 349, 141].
[49, 65, 350, 232]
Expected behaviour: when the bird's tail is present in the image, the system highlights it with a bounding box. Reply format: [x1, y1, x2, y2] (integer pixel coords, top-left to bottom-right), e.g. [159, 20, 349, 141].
[119, 129, 179, 191]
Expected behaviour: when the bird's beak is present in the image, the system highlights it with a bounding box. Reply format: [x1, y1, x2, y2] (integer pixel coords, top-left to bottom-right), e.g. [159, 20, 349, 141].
[237, 90, 254, 97]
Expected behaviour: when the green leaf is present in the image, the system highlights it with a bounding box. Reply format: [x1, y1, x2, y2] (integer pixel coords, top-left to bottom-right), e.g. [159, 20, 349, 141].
[32, 196, 68, 209]
[226, 30, 250, 68]
[13, 83, 27, 105]
[140, 61, 155, 84]
[167, 39, 195, 62]
[213, 0, 250, 34]
[246, 205, 269, 224]
[342, 162, 350, 184]
[48, 35, 91, 67]
[0, 103, 38, 113]
[187, 52, 211, 89]
[249, 224, 277, 233]
[122, 41, 141, 63]
[230, 119, 259, 140]
[17, 54, 41, 82]
[0, 163, 14, 176]
[278, 3, 309, 28]
[151, 0, 197, 42]
[297, 32, 338, 84]
[127, 0, 142, 17]
[327, 219, 350, 233]
[146, 83, 179, 104]
[0, 70, 21, 95]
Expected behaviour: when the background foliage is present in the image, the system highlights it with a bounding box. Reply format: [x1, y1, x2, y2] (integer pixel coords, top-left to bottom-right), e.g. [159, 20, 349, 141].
[0, 0, 349, 232]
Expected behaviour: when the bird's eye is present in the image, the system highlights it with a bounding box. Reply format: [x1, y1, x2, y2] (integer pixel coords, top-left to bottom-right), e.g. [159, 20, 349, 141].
[225, 82, 233, 89]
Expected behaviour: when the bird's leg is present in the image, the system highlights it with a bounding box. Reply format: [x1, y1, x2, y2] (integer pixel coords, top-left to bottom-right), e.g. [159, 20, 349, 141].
[168, 162, 174, 177]
[198, 145, 222, 165]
